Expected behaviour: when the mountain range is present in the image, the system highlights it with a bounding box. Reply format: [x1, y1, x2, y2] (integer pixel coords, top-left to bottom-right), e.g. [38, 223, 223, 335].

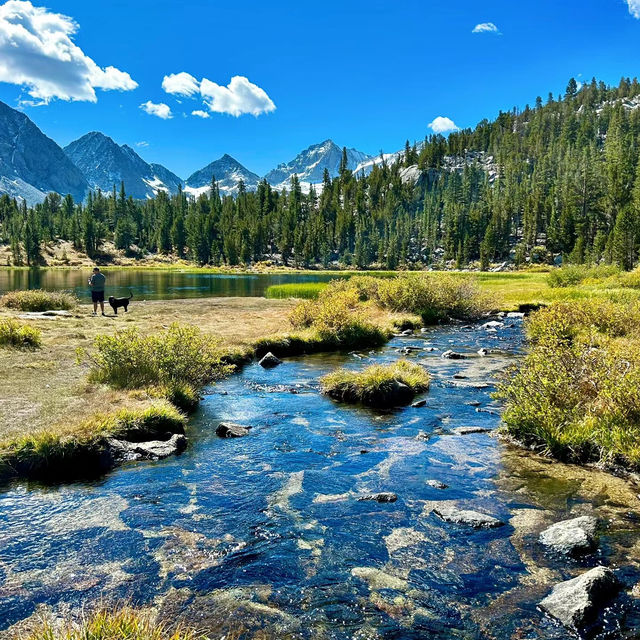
[0, 99, 407, 205]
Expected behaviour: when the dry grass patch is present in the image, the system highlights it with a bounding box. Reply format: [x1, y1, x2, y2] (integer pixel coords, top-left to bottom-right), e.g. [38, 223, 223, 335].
[0, 289, 78, 312]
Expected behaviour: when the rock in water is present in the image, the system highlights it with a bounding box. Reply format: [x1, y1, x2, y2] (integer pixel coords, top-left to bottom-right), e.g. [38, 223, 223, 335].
[216, 422, 251, 437]
[441, 350, 466, 359]
[454, 426, 491, 435]
[477, 348, 489, 356]
[426, 479, 448, 489]
[539, 566, 620, 632]
[358, 492, 398, 503]
[259, 352, 282, 368]
[433, 505, 505, 528]
[401, 329, 413, 335]
[108, 433, 187, 461]
[539, 516, 598, 556]
[411, 399, 427, 408]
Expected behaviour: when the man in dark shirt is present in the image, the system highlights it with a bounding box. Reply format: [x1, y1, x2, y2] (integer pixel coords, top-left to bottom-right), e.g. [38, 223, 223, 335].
[88, 267, 106, 316]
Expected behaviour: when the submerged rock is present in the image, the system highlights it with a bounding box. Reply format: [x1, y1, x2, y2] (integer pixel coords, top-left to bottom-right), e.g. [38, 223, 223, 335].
[259, 352, 282, 368]
[216, 422, 251, 438]
[426, 479, 448, 489]
[539, 516, 598, 556]
[433, 504, 505, 528]
[539, 566, 620, 631]
[441, 350, 466, 359]
[358, 492, 398, 503]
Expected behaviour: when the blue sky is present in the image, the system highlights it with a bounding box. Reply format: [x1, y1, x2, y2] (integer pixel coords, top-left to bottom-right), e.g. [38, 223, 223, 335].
[0, 0, 639, 178]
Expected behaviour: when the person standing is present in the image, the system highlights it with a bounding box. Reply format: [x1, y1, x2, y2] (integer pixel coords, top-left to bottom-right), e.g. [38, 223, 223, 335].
[88, 267, 106, 316]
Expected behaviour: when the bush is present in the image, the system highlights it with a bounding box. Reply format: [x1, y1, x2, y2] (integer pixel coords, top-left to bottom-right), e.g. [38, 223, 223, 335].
[0, 318, 41, 349]
[20, 606, 198, 640]
[89, 324, 234, 400]
[0, 289, 78, 311]
[0, 404, 185, 480]
[321, 359, 430, 408]
[547, 264, 620, 288]
[495, 300, 640, 468]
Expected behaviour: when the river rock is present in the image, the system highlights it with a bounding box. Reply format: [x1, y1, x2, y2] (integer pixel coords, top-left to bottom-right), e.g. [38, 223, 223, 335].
[426, 479, 448, 489]
[442, 350, 466, 359]
[454, 426, 491, 435]
[477, 348, 489, 356]
[433, 504, 505, 528]
[108, 433, 187, 461]
[411, 399, 427, 408]
[376, 380, 414, 407]
[539, 516, 598, 556]
[401, 329, 413, 335]
[539, 566, 620, 632]
[216, 422, 251, 438]
[420, 327, 429, 333]
[482, 321, 504, 330]
[358, 492, 398, 503]
[507, 311, 525, 318]
[259, 352, 282, 368]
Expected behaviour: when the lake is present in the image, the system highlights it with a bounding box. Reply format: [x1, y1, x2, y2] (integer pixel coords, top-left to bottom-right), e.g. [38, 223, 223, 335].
[2, 318, 638, 637]
[0, 268, 354, 301]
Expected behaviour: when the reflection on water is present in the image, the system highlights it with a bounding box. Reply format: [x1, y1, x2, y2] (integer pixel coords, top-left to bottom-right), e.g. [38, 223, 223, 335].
[1, 319, 639, 638]
[0, 269, 352, 301]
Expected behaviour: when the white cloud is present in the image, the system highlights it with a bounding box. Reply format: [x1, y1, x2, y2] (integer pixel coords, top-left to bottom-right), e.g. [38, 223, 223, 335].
[472, 22, 501, 34]
[625, 0, 640, 18]
[191, 109, 210, 118]
[161, 72, 275, 117]
[162, 72, 199, 97]
[0, 0, 137, 103]
[140, 101, 172, 119]
[200, 76, 276, 116]
[428, 116, 459, 134]
[135, 140, 149, 147]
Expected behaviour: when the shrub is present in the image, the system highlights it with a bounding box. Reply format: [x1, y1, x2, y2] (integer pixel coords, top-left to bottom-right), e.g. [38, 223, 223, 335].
[20, 606, 199, 640]
[321, 359, 430, 408]
[0, 289, 78, 311]
[495, 300, 640, 469]
[547, 264, 620, 288]
[89, 324, 234, 399]
[0, 318, 41, 349]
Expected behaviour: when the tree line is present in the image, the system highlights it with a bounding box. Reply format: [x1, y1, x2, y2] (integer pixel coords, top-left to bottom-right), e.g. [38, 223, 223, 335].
[3, 76, 640, 269]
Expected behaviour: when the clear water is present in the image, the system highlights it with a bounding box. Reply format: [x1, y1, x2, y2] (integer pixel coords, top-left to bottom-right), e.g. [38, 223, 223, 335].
[0, 269, 351, 301]
[1, 319, 639, 638]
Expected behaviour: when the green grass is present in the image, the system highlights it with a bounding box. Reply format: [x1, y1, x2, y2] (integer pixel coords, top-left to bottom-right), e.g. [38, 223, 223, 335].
[0, 288, 78, 311]
[265, 282, 327, 299]
[19, 606, 200, 640]
[321, 359, 430, 408]
[495, 299, 640, 469]
[0, 403, 186, 481]
[0, 318, 41, 349]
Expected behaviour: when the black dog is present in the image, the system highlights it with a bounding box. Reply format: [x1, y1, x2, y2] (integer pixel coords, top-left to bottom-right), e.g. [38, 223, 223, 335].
[108, 290, 133, 315]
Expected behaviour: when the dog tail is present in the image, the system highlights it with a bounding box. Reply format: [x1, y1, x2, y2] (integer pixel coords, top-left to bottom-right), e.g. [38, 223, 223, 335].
[128, 290, 133, 300]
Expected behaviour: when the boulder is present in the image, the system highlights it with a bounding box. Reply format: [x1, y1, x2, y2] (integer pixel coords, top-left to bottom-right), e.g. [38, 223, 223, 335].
[376, 380, 414, 408]
[477, 348, 489, 356]
[216, 422, 251, 438]
[426, 479, 448, 489]
[108, 433, 187, 461]
[358, 492, 398, 503]
[441, 350, 466, 360]
[507, 311, 525, 318]
[482, 320, 504, 330]
[539, 516, 598, 556]
[539, 566, 620, 631]
[259, 352, 282, 368]
[411, 399, 427, 408]
[433, 504, 505, 528]
[401, 329, 413, 336]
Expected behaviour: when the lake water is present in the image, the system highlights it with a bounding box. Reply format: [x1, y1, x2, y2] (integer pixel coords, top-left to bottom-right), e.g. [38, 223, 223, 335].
[2, 318, 639, 637]
[0, 269, 352, 300]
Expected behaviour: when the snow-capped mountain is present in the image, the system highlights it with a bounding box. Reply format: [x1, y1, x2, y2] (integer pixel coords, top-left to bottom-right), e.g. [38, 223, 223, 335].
[264, 139, 371, 190]
[0, 100, 88, 205]
[184, 154, 261, 197]
[64, 132, 182, 199]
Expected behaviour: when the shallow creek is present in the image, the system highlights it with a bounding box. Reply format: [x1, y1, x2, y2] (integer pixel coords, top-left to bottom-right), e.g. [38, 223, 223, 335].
[2, 319, 640, 638]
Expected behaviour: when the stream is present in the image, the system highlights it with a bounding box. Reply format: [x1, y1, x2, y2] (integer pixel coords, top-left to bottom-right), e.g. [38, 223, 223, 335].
[1, 318, 640, 638]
